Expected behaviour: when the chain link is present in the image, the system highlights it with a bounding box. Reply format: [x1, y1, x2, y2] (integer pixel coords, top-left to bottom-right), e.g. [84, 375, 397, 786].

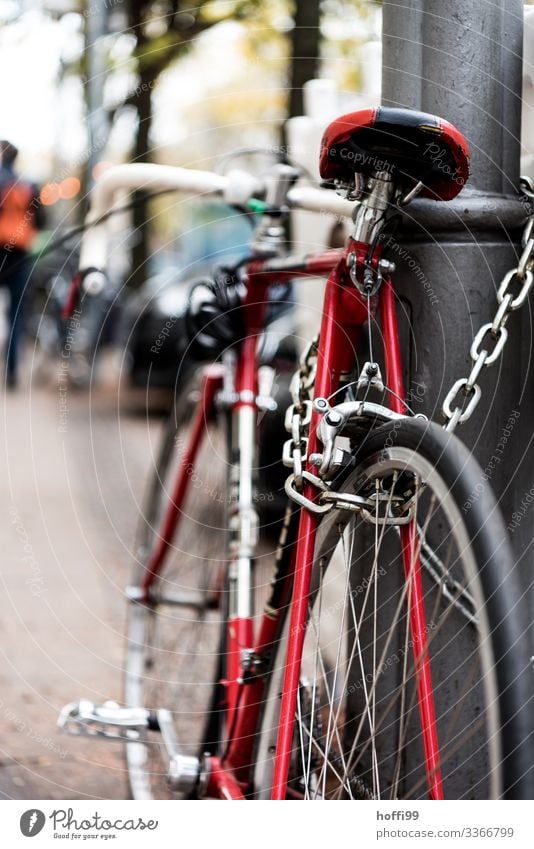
[442, 182, 534, 433]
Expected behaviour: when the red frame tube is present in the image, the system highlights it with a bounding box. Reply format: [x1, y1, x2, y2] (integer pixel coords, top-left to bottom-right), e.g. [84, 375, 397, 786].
[380, 277, 443, 799]
[380, 276, 407, 414]
[399, 522, 443, 798]
[142, 365, 223, 598]
[206, 757, 246, 800]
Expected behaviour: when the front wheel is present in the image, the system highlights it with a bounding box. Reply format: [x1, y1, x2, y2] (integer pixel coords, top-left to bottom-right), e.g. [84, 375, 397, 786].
[255, 419, 533, 800]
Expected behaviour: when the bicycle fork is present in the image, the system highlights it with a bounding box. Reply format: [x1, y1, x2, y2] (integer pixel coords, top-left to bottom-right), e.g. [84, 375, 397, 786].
[225, 338, 260, 732]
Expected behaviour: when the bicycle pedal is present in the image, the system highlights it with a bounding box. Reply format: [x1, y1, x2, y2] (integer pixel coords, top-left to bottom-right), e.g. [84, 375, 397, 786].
[58, 699, 154, 742]
[58, 701, 202, 794]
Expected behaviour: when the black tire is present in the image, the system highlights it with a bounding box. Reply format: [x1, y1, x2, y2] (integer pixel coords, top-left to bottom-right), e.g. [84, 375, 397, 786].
[254, 418, 533, 799]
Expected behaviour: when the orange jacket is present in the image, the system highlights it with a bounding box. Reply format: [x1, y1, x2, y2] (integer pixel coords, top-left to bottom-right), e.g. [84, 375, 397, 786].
[0, 179, 38, 251]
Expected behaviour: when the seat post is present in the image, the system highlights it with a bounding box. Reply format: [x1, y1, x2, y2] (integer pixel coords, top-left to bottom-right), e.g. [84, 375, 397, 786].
[351, 169, 396, 246]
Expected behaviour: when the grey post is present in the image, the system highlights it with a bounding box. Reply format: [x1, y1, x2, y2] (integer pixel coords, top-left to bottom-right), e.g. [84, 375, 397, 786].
[85, 3, 110, 190]
[381, 1, 534, 626]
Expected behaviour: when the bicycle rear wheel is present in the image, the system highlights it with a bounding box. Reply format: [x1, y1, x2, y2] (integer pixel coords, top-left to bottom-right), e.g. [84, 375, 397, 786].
[124, 368, 229, 799]
[255, 419, 533, 799]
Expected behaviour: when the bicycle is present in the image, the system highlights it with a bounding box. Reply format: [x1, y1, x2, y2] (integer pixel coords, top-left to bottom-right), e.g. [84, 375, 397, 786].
[59, 107, 534, 800]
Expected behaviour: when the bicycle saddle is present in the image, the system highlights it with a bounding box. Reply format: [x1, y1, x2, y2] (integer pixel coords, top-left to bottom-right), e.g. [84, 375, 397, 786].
[320, 106, 469, 201]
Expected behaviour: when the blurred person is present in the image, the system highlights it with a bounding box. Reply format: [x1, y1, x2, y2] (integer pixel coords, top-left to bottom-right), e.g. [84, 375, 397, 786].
[0, 140, 42, 388]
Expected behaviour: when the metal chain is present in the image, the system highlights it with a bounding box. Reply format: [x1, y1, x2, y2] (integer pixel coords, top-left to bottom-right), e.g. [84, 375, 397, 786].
[442, 178, 534, 432]
[282, 336, 318, 490]
[282, 336, 414, 523]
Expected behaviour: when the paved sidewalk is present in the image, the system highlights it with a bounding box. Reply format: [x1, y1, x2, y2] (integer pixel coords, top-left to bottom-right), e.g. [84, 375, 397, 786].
[0, 362, 164, 799]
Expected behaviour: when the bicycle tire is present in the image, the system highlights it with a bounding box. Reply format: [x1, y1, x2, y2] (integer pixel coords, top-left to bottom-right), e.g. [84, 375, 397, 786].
[254, 418, 533, 799]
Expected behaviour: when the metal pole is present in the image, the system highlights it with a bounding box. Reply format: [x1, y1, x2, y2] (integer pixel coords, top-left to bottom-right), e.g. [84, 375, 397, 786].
[85, 3, 110, 189]
[381, 1, 534, 629]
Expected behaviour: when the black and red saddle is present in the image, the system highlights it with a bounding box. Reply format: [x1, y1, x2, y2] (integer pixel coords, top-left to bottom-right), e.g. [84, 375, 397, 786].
[320, 106, 470, 201]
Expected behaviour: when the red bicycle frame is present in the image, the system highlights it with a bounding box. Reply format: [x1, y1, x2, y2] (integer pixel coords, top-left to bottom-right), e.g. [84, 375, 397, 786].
[142, 238, 443, 800]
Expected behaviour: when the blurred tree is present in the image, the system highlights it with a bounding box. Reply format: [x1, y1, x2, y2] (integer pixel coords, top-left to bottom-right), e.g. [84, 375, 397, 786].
[289, 0, 320, 118]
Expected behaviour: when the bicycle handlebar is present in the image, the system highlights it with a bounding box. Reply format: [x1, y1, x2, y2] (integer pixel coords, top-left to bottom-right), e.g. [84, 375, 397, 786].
[78, 162, 356, 281]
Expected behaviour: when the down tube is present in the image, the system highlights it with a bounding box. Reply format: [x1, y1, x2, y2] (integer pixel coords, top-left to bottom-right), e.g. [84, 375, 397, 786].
[142, 366, 223, 598]
[270, 262, 364, 799]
